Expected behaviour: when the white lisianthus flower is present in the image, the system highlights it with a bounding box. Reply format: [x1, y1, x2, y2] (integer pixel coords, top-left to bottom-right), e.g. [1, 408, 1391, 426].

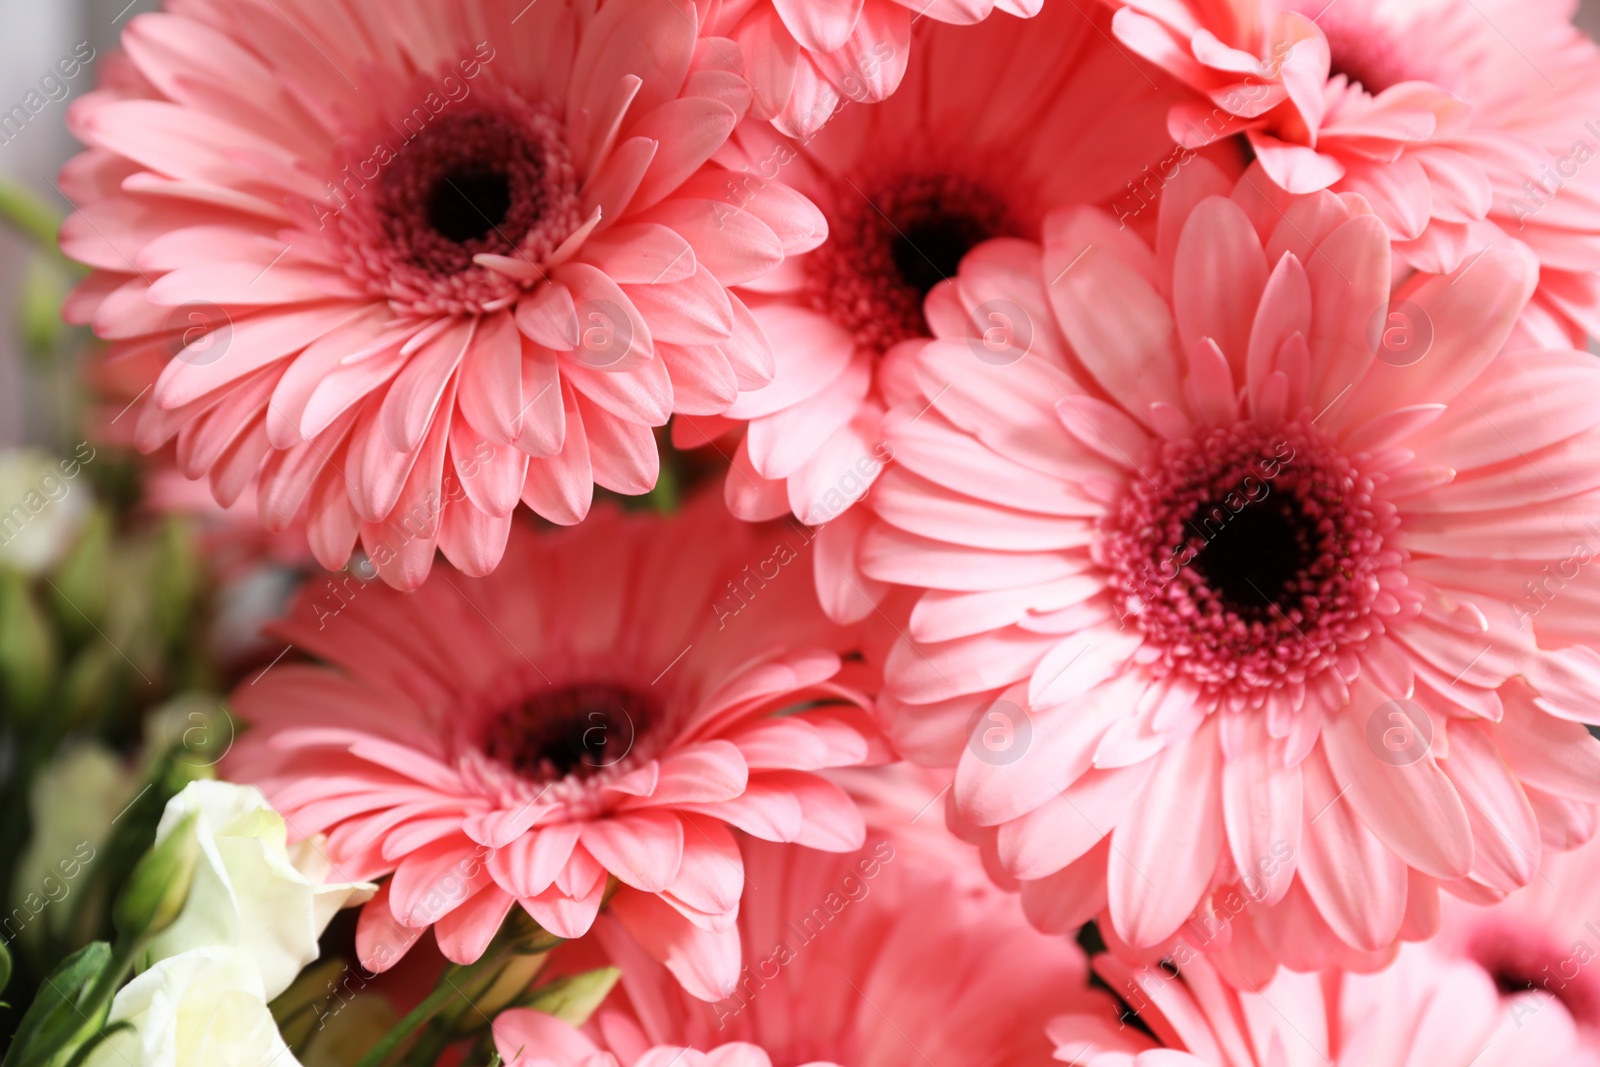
[87, 947, 302, 1067]
[140, 781, 375, 999]
[0, 447, 93, 575]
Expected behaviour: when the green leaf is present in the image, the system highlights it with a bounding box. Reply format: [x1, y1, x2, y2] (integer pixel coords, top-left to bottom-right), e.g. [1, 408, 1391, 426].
[644, 451, 679, 514]
[1, 942, 112, 1067]
[0, 938, 11, 998]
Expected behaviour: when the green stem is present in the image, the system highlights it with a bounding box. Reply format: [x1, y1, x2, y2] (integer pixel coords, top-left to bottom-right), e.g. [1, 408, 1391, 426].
[399, 1018, 456, 1067]
[0, 180, 62, 255]
[352, 953, 499, 1067]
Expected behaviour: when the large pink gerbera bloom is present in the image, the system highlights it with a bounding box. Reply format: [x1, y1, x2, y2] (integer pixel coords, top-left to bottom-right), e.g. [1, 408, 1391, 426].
[675, 2, 1180, 621]
[858, 155, 1600, 981]
[1050, 944, 1594, 1067]
[60, 0, 824, 589]
[700, 0, 1042, 140]
[1105, 0, 1600, 344]
[493, 816, 1107, 1067]
[226, 497, 885, 1001]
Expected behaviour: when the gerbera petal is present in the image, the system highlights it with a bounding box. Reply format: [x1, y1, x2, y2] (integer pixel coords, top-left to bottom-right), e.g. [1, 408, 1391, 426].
[1107, 719, 1225, 947]
[1320, 683, 1473, 881]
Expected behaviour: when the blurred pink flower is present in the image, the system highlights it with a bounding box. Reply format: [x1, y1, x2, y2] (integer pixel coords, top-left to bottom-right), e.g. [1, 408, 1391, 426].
[61, 0, 824, 589]
[702, 0, 1042, 140]
[495, 811, 1105, 1067]
[1050, 943, 1595, 1067]
[858, 155, 1600, 980]
[227, 497, 885, 1001]
[1433, 830, 1600, 1057]
[676, 3, 1180, 622]
[1105, 0, 1600, 345]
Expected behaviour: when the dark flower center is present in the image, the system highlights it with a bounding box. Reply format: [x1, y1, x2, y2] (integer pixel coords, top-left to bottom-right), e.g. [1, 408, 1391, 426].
[890, 213, 996, 298]
[378, 110, 565, 276]
[482, 683, 653, 782]
[1187, 491, 1316, 619]
[807, 171, 1015, 353]
[1469, 926, 1600, 1029]
[1325, 46, 1402, 95]
[1103, 422, 1392, 697]
[427, 168, 514, 244]
[328, 95, 582, 316]
[1491, 966, 1540, 997]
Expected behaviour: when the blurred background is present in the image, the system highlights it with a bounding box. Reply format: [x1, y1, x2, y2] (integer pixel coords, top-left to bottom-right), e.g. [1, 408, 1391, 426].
[0, 0, 154, 447]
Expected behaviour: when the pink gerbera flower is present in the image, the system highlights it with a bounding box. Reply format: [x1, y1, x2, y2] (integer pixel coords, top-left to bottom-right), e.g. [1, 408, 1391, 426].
[675, 2, 1180, 621]
[493, 820, 1106, 1067]
[1050, 944, 1594, 1067]
[1432, 831, 1600, 1053]
[227, 497, 885, 1001]
[858, 155, 1600, 980]
[703, 0, 1043, 140]
[1105, 0, 1600, 344]
[60, 0, 824, 589]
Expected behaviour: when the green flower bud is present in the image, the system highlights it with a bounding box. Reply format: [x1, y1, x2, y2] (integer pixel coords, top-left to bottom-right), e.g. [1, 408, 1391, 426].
[60, 642, 122, 732]
[114, 812, 198, 941]
[468, 953, 550, 1025]
[149, 519, 201, 648]
[517, 967, 621, 1027]
[49, 508, 112, 641]
[0, 570, 57, 720]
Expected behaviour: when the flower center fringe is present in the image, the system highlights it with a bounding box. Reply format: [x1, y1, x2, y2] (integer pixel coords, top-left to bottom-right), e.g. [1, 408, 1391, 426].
[1100, 421, 1400, 703]
[482, 683, 656, 783]
[326, 94, 581, 316]
[805, 170, 1015, 353]
[1295, 3, 1424, 95]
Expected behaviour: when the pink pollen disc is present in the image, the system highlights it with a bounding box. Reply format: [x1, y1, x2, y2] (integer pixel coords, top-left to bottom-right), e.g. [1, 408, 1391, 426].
[803, 169, 1017, 354]
[451, 669, 669, 815]
[479, 682, 657, 785]
[1099, 420, 1402, 703]
[1291, 2, 1439, 95]
[324, 89, 581, 317]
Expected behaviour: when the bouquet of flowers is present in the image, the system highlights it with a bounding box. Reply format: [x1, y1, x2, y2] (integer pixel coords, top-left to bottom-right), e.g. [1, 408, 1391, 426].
[5, 0, 1600, 1063]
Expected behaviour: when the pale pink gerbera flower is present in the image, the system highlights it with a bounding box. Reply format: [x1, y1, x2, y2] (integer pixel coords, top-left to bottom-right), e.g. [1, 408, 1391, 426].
[60, 0, 824, 589]
[859, 155, 1600, 980]
[493, 821, 1107, 1067]
[1106, 0, 1600, 345]
[226, 497, 885, 1001]
[1430, 830, 1600, 1054]
[675, 3, 1180, 620]
[1049, 944, 1595, 1067]
[700, 0, 1043, 140]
